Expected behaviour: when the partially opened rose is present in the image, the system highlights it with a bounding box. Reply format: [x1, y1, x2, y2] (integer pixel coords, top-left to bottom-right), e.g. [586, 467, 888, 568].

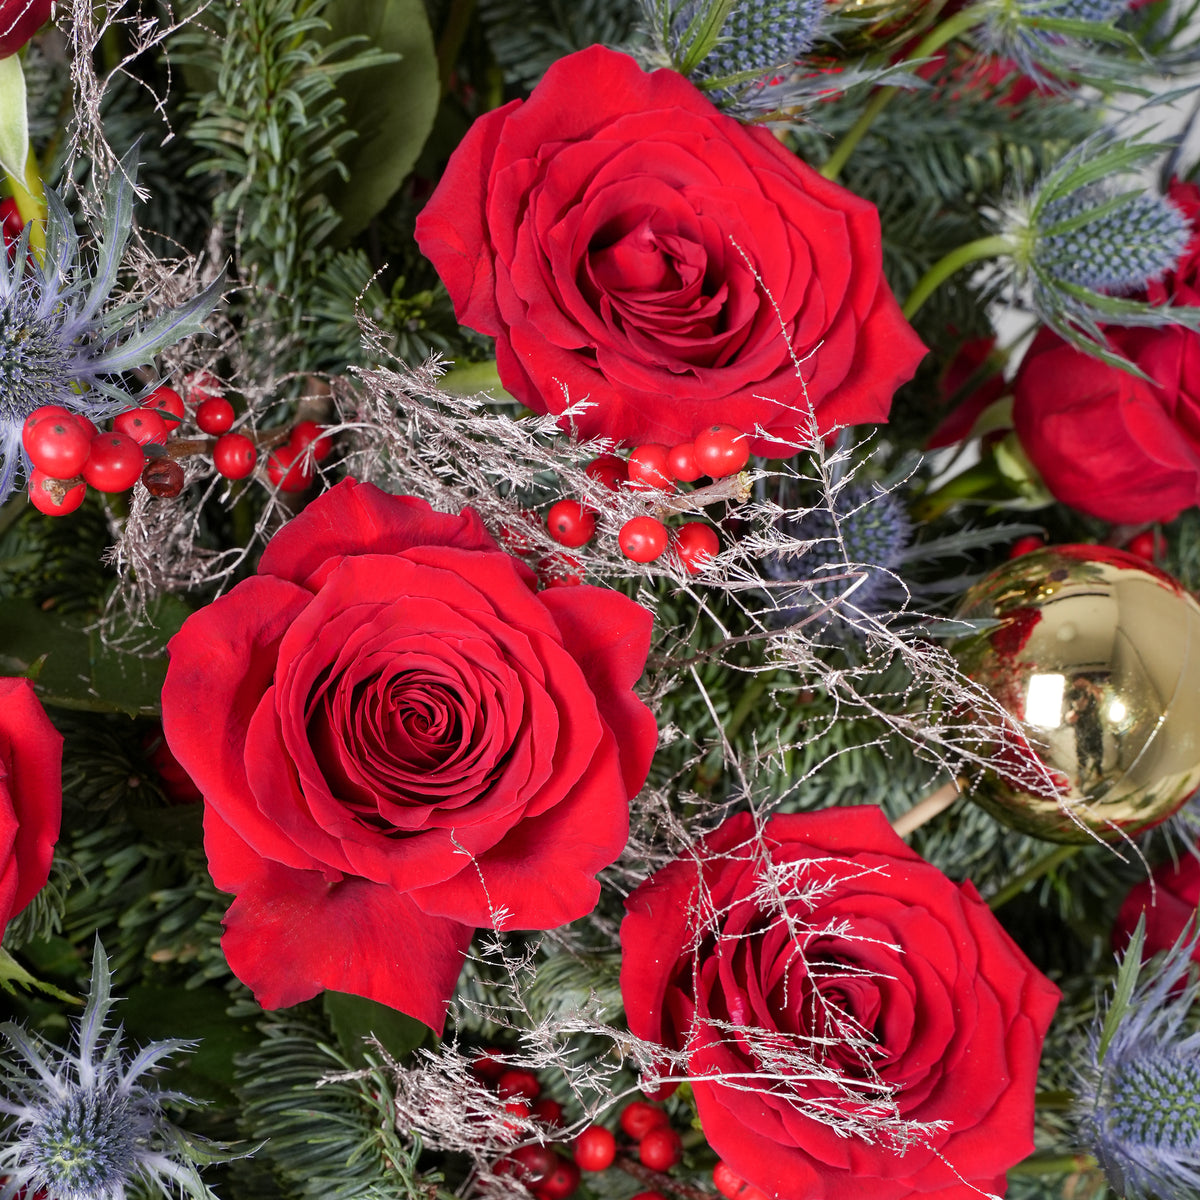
[0, 677, 62, 939]
[162, 480, 657, 1031]
[415, 46, 926, 454]
[621, 807, 1060, 1200]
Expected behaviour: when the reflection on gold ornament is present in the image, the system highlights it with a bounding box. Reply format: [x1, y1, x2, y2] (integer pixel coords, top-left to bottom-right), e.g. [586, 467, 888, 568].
[951, 546, 1200, 843]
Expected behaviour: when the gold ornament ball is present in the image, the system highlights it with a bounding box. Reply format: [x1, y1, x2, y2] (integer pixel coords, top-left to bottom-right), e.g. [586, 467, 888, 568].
[951, 545, 1200, 843]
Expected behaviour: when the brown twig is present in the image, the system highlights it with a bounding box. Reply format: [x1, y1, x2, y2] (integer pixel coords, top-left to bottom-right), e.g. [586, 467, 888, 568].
[615, 1154, 718, 1200]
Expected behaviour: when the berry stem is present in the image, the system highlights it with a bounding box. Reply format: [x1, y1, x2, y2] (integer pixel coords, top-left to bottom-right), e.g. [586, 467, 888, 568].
[653, 472, 752, 517]
[614, 1154, 717, 1200]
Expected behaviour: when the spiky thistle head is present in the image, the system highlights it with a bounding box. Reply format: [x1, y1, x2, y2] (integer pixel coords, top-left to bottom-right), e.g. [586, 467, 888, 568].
[0, 146, 221, 504]
[764, 481, 913, 621]
[0, 941, 247, 1200]
[990, 134, 1200, 372]
[1075, 916, 1200, 1200]
[973, 0, 1139, 88]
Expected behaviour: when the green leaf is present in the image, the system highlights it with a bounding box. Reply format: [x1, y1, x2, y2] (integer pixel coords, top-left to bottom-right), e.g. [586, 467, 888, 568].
[323, 990, 430, 1066]
[0, 946, 79, 1003]
[321, 0, 439, 238]
[121, 983, 261, 1101]
[1100, 913, 1146, 1063]
[0, 53, 28, 182]
[0, 595, 191, 718]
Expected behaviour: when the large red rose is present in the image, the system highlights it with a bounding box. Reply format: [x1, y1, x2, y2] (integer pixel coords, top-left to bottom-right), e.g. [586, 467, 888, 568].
[0, 0, 51, 57]
[415, 46, 925, 454]
[162, 480, 657, 1032]
[620, 807, 1060, 1200]
[1012, 182, 1200, 524]
[0, 678, 62, 939]
[1113, 848, 1200, 964]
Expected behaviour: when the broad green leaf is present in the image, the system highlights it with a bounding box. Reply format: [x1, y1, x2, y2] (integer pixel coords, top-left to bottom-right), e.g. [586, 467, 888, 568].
[0, 595, 191, 718]
[322, 0, 439, 238]
[0, 53, 28, 182]
[324, 990, 430, 1066]
[121, 983, 261, 1102]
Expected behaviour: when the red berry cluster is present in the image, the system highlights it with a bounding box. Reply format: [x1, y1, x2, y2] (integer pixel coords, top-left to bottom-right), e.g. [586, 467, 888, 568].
[544, 424, 750, 573]
[21, 375, 336, 516]
[473, 1052, 686, 1200]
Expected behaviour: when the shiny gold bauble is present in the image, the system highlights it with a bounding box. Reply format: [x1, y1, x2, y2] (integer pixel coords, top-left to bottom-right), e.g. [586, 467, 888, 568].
[951, 545, 1200, 843]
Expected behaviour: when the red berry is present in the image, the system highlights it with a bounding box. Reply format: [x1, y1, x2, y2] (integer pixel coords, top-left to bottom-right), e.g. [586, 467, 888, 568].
[531, 1098, 564, 1126]
[22, 409, 91, 477]
[113, 407, 168, 447]
[631, 1194, 668, 1200]
[267, 444, 314, 493]
[573, 1125, 616, 1172]
[539, 554, 583, 588]
[674, 522, 720, 574]
[187, 370, 223, 405]
[667, 442, 701, 482]
[713, 1163, 744, 1199]
[619, 516, 668, 563]
[289, 419, 334, 461]
[500, 1097, 531, 1134]
[82, 432, 144, 492]
[1008, 535, 1044, 559]
[27, 469, 86, 516]
[628, 444, 675, 491]
[213, 433, 257, 480]
[141, 458, 185, 499]
[638, 1126, 682, 1172]
[196, 396, 235, 436]
[693, 424, 749, 478]
[1, 196, 23, 249]
[535, 1156, 580, 1200]
[585, 454, 628, 490]
[471, 1049, 507, 1083]
[546, 500, 596, 548]
[619, 1101, 670, 1140]
[511, 1144, 558, 1183]
[496, 1069, 541, 1101]
[141, 385, 186, 425]
[1128, 529, 1165, 562]
[71, 413, 98, 439]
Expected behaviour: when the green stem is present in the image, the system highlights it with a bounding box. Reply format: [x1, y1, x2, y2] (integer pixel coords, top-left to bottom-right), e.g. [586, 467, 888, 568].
[988, 844, 1081, 910]
[436, 0, 476, 98]
[725, 673, 773, 742]
[901, 235, 1012, 322]
[1035, 1089, 1077, 1111]
[8, 143, 47, 262]
[1007, 1152, 1097, 1177]
[820, 7, 980, 182]
[911, 457, 1007, 523]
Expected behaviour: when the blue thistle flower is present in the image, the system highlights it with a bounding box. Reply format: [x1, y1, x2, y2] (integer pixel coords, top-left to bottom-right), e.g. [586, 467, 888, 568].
[764, 482, 914, 621]
[0, 147, 221, 505]
[695, 0, 825, 80]
[1036, 187, 1190, 293]
[0, 941, 247, 1200]
[975, 0, 1138, 87]
[1076, 917, 1200, 1200]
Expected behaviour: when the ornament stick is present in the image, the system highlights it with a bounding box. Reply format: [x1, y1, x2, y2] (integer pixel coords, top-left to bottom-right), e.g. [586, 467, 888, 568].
[891, 777, 965, 838]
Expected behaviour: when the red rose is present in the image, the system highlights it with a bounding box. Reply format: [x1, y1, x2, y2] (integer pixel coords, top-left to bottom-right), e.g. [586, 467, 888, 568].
[620, 807, 1060, 1200]
[415, 46, 925, 454]
[162, 480, 657, 1031]
[1012, 182, 1200, 524]
[1113, 848, 1200, 965]
[0, 0, 51, 57]
[0, 678, 62, 938]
